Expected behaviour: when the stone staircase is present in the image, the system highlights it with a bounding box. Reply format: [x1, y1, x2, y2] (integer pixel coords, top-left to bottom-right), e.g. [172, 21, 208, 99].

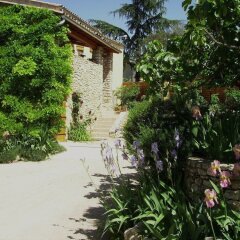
[91, 111, 118, 140]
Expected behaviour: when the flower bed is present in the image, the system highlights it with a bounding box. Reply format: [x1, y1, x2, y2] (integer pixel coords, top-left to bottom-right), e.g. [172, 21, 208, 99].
[185, 157, 240, 210]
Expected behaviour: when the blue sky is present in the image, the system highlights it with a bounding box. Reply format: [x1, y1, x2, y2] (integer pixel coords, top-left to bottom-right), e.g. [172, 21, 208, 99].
[43, 0, 186, 30]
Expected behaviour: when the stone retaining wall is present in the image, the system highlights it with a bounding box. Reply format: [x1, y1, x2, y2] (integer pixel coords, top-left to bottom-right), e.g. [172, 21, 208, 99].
[185, 157, 240, 210]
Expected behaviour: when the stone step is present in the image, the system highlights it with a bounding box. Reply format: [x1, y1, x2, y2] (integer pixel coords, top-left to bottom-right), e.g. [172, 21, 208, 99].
[91, 134, 111, 139]
[91, 112, 119, 139]
[100, 111, 117, 116]
[93, 123, 114, 128]
[95, 117, 115, 122]
[92, 127, 111, 131]
[91, 130, 110, 135]
[98, 115, 116, 119]
[92, 136, 113, 141]
[93, 120, 113, 124]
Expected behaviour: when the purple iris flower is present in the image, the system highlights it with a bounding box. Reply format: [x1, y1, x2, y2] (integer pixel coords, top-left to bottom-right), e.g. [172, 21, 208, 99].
[105, 145, 113, 161]
[171, 149, 177, 160]
[133, 140, 141, 150]
[137, 149, 145, 166]
[174, 129, 182, 149]
[156, 160, 163, 172]
[114, 139, 121, 148]
[111, 164, 117, 175]
[174, 129, 180, 142]
[130, 155, 137, 167]
[151, 142, 159, 155]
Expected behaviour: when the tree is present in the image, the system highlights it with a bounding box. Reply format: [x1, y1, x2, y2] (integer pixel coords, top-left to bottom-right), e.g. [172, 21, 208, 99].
[181, 0, 240, 86]
[90, 0, 177, 81]
[137, 0, 240, 96]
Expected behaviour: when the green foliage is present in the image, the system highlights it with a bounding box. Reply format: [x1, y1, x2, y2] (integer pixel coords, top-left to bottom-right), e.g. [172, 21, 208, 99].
[68, 92, 92, 142]
[68, 122, 91, 142]
[0, 147, 20, 163]
[115, 85, 140, 109]
[102, 182, 135, 239]
[181, 0, 240, 86]
[206, 181, 240, 240]
[225, 88, 240, 110]
[100, 143, 240, 239]
[71, 92, 82, 124]
[0, 6, 72, 137]
[138, 0, 240, 92]
[137, 40, 184, 96]
[102, 0, 240, 238]
[90, 0, 183, 78]
[191, 94, 240, 163]
[124, 88, 207, 182]
[0, 130, 65, 163]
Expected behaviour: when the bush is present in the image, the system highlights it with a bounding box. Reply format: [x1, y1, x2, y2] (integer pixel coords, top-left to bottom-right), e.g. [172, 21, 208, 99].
[0, 147, 20, 164]
[68, 92, 92, 142]
[0, 5, 72, 138]
[225, 88, 240, 110]
[123, 88, 208, 183]
[68, 122, 91, 142]
[115, 85, 140, 109]
[0, 130, 65, 163]
[192, 95, 240, 163]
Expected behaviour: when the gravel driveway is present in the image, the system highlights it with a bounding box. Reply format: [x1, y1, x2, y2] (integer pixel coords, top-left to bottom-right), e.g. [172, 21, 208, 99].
[0, 141, 132, 240]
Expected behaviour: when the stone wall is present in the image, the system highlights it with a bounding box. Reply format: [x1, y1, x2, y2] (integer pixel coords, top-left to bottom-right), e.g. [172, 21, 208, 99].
[66, 56, 103, 129]
[185, 157, 240, 210]
[103, 52, 113, 109]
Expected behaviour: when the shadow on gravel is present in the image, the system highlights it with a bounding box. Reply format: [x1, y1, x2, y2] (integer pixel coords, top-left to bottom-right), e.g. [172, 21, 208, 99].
[66, 173, 111, 240]
[67, 171, 137, 240]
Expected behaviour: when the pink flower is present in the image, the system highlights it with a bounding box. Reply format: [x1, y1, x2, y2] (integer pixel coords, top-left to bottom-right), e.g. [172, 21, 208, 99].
[233, 163, 240, 176]
[208, 160, 221, 176]
[192, 106, 202, 120]
[233, 144, 240, 160]
[219, 171, 231, 188]
[204, 189, 218, 208]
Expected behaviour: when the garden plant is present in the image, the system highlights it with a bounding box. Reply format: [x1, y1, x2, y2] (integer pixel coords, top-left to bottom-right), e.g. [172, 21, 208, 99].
[0, 6, 72, 162]
[68, 92, 92, 142]
[100, 0, 240, 239]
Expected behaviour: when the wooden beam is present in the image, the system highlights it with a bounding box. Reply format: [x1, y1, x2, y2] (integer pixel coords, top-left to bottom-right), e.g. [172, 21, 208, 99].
[68, 31, 97, 49]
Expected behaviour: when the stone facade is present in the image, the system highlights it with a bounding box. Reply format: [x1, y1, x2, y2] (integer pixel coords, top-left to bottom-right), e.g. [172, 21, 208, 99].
[64, 46, 122, 140]
[66, 56, 103, 129]
[103, 52, 113, 109]
[92, 46, 104, 65]
[185, 157, 240, 210]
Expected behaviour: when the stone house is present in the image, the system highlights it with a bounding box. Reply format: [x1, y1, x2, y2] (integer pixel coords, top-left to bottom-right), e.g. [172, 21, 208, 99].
[0, 0, 124, 141]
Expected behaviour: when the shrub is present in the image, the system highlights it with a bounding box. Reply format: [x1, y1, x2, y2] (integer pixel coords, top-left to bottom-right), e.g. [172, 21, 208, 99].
[192, 95, 240, 163]
[115, 85, 140, 109]
[68, 122, 91, 142]
[123, 87, 208, 182]
[0, 147, 20, 163]
[0, 129, 65, 163]
[0, 5, 72, 138]
[225, 88, 240, 110]
[68, 92, 92, 142]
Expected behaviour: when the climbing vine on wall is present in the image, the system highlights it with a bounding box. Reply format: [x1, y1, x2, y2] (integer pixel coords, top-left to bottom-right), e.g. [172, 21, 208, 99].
[0, 5, 73, 137]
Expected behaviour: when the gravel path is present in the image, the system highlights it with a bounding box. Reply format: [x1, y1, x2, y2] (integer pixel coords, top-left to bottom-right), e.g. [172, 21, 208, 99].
[0, 141, 132, 240]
